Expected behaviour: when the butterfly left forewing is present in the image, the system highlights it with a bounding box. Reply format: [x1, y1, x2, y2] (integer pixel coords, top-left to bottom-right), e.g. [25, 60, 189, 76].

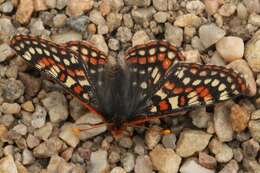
[139, 62, 247, 116]
[10, 35, 99, 111]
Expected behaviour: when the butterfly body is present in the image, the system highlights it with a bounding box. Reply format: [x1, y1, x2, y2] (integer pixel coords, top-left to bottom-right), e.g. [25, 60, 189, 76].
[10, 35, 247, 134]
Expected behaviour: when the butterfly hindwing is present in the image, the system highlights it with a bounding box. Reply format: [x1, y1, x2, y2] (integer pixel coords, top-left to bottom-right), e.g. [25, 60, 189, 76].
[10, 35, 99, 110]
[141, 62, 247, 115]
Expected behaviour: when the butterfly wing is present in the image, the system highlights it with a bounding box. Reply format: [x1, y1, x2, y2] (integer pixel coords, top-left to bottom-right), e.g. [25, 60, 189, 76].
[139, 62, 247, 116]
[61, 40, 108, 91]
[10, 35, 103, 113]
[125, 40, 185, 103]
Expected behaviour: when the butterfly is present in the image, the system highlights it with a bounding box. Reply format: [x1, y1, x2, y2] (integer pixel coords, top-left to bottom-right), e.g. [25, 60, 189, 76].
[10, 35, 247, 136]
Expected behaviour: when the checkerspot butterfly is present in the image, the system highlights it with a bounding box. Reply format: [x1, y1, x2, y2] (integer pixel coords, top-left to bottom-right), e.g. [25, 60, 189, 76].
[10, 35, 247, 135]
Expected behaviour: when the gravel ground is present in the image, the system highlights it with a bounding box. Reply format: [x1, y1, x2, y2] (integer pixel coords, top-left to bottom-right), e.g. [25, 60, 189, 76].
[0, 0, 260, 173]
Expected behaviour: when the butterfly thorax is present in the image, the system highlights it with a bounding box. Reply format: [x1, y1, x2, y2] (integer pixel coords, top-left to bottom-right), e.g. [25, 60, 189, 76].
[96, 64, 140, 128]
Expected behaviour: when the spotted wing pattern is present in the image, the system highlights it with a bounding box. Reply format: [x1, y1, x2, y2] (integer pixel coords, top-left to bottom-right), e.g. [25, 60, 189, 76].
[140, 62, 247, 116]
[61, 40, 108, 91]
[125, 40, 185, 100]
[10, 35, 102, 111]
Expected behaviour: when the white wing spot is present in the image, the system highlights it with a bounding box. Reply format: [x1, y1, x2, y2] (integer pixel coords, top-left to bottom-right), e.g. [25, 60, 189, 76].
[53, 55, 60, 62]
[151, 68, 159, 78]
[140, 82, 147, 89]
[90, 69, 96, 74]
[169, 96, 179, 109]
[20, 43, 25, 48]
[204, 79, 212, 84]
[192, 79, 201, 86]
[138, 50, 145, 56]
[23, 52, 32, 60]
[51, 47, 57, 53]
[14, 46, 21, 51]
[218, 84, 226, 91]
[81, 48, 88, 55]
[83, 93, 89, 99]
[154, 73, 161, 83]
[79, 80, 90, 86]
[227, 77, 232, 83]
[139, 70, 145, 74]
[211, 79, 220, 87]
[64, 59, 70, 65]
[91, 51, 97, 57]
[156, 89, 167, 99]
[159, 46, 166, 52]
[29, 48, 35, 54]
[199, 71, 207, 76]
[167, 51, 175, 59]
[70, 46, 78, 51]
[183, 77, 190, 85]
[65, 76, 76, 87]
[149, 48, 156, 55]
[150, 106, 157, 112]
[44, 49, 50, 56]
[177, 70, 184, 79]
[35, 47, 43, 54]
[70, 55, 78, 64]
[187, 91, 197, 98]
[32, 41, 38, 45]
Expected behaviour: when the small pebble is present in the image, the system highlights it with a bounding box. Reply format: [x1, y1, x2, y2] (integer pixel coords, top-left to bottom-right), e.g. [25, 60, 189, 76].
[227, 60, 256, 96]
[22, 148, 35, 165]
[153, 0, 167, 11]
[90, 34, 109, 55]
[66, 0, 93, 17]
[174, 14, 202, 28]
[209, 138, 233, 163]
[150, 145, 182, 173]
[21, 100, 34, 112]
[134, 155, 153, 173]
[176, 129, 212, 157]
[116, 27, 132, 43]
[2, 79, 25, 102]
[0, 44, 15, 62]
[89, 150, 109, 173]
[186, 0, 205, 14]
[110, 167, 126, 173]
[145, 126, 161, 149]
[59, 124, 80, 148]
[180, 159, 215, 173]
[15, 0, 34, 24]
[199, 152, 217, 169]
[1, 103, 21, 114]
[245, 31, 260, 72]
[153, 12, 169, 23]
[165, 23, 183, 47]
[216, 36, 244, 62]
[132, 30, 150, 46]
[108, 38, 120, 51]
[199, 23, 226, 48]
[121, 152, 135, 172]
[0, 155, 18, 173]
[230, 104, 250, 132]
[242, 139, 259, 158]
[34, 122, 53, 141]
[0, 1, 14, 13]
[131, 7, 156, 24]
[204, 0, 219, 15]
[31, 105, 47, 128]
[162, 134, 177, 149]
[12, 124, 27, 136]
[41, 91, 69, 123]
[219, 160, 239, 173]
[214, 104, 234, 142]
[119, 137, 133, 148]
[218, 3, 236, 17]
